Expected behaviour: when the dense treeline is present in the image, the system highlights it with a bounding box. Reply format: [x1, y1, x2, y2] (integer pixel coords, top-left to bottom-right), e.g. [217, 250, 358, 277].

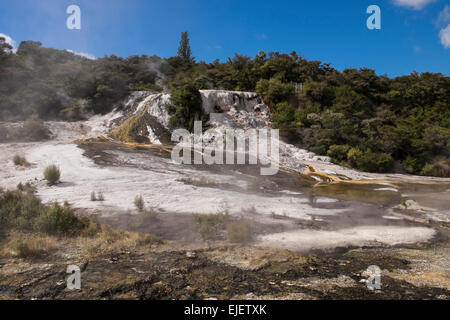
[0, 36, 448, 176]
[167, 51, 449, 177]
[0, 38, 166, 121]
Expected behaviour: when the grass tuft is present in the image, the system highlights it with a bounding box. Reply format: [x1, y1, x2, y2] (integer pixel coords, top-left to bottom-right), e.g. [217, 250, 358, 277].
[43, 165, 61, 186]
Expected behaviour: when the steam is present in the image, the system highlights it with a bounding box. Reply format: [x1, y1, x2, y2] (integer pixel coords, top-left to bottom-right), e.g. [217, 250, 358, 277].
[0, 33, 17, 53]
[65, 49, 96, 60]
[146, 57, 169, 86]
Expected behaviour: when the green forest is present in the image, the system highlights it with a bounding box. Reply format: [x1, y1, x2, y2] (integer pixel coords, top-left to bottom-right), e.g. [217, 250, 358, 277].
[0, 35, 449, 177]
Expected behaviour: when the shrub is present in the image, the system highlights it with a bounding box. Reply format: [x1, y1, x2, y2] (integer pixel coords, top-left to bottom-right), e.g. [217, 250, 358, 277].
[44, 165, 60, 185]
[359, 151, 393, 172]
[255, 78, 294, 104]
[168, 83, 207, 131]
[272, 102, 297, 130]
[0, 190, 42, 231]
[347, 148, 393, 173]
[327, 144, 351, 163]
[35, 203, 87, 236]
[17, 182, 36, 193]
[13, 155, 30, 167]
[81, 217, 101, 237]
[0, 188, 96, 237]
[347, 147, 364, 168]
[226, 220, 252, 243]
[421, 159, 450, 177]
[137, 233, 162, 246]
[134, 195, 145, 212]
[90, 191, 104, 202]
[192, 213, 228, 240]
[402, 156, 424, 174]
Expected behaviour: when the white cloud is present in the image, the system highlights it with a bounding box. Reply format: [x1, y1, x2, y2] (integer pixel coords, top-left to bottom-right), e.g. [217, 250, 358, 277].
[436, 5, 450, 26]
[439, 24, 450, 48]
[0, 33, 17, 52]
[393, 0, 436, 10]
[65, 49, 96, 60]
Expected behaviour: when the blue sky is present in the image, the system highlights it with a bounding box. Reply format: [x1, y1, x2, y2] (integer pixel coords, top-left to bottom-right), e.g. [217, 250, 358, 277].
[1, 0, 449, 77]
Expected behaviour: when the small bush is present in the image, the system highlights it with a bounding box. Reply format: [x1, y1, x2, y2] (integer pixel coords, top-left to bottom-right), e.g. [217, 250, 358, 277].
[137, 233, 162, 246]
[421, 160, 450, 177]
[134, 195, 145, 212]
[226, 220, 252, 243]
[327, 144, 351, 163]
[168, 83, 208, 131]
[0, 189, 99, 237]
[347, 148, 393, 173]
[90, 191, 104, 202]
[17, 182, 36, 193]
[192, 213, 228, 240]
[81, 217, 101, 237]
[35, 203, 87, 236]
[44, 165, 61, 185]
[402, 156, 424, 174]
[13, 155, 30, 167]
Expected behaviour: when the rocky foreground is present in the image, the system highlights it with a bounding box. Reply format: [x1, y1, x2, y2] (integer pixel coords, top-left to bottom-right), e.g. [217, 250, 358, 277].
[0, 231, 448, 300]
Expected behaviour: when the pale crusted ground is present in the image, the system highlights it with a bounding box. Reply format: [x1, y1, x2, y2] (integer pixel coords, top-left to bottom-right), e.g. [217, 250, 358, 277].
[0, 108, 448, 252]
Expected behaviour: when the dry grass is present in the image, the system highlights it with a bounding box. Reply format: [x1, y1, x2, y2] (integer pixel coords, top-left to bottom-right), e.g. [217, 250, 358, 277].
[12, 155, 30, 168]
[137, 233, 163, 246]
[85, 225, 140, 255]
[226, 219, 253, 243]
[1, 233, 58, 260]
[177, 177, 219, 188]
